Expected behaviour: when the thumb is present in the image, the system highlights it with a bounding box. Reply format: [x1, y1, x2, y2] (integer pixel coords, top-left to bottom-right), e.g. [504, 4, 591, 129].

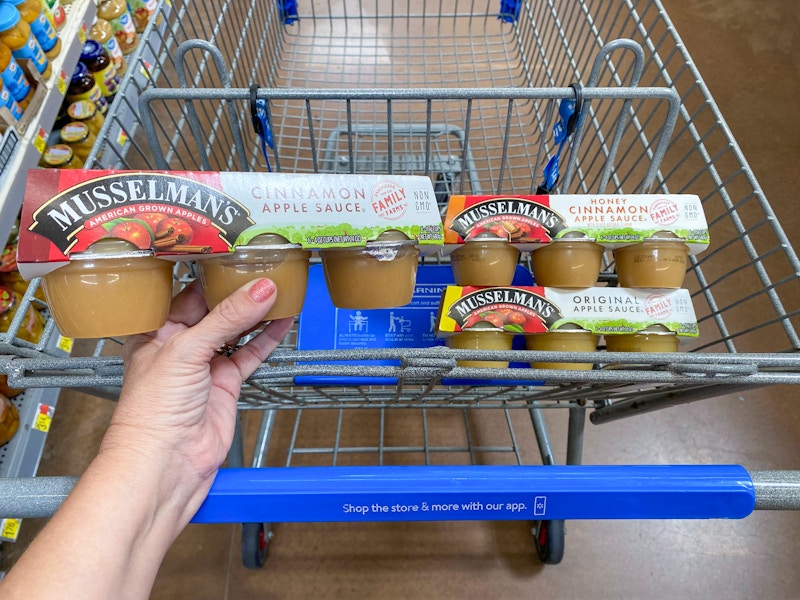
[174, 278, 278, 361]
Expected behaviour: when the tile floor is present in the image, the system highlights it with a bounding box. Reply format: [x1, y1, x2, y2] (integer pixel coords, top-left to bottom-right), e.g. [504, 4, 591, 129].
[4, 0, 800, 598]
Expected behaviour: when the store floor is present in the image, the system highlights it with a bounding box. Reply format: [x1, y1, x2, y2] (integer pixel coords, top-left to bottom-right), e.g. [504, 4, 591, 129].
[4, 1, 800, 598]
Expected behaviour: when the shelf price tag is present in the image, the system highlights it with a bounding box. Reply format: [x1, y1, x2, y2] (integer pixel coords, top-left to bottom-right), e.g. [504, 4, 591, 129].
[78, 24, 87, 44]
[1, 519, 21, 542]
[33, 127, 47, 155]
[56, 69, 67, 96]
[56, 335, 73, 353]
[33, 403, 54, 433]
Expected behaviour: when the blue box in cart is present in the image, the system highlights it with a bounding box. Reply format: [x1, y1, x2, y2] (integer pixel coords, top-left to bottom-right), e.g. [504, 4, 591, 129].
[295, 264, 538, 386]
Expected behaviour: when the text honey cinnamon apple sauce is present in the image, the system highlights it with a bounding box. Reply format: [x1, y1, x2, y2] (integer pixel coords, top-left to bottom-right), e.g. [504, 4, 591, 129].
[320, 230, 419, 309]
[42, 239, 174, 338]
[198, 234, 311, 320]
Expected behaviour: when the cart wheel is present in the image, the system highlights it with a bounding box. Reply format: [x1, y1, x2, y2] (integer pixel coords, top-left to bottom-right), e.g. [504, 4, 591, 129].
[241, 522, 270, 569]
[533, 519, 565, 565]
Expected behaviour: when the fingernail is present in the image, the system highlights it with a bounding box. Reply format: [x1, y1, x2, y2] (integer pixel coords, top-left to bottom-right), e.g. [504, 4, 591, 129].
[249, 278, 276, 303]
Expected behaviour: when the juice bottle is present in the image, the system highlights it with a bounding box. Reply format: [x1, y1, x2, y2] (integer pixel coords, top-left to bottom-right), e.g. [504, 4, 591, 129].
[96, 0, 137, 55]
[89, 17, 125, 76]
[79, 40, 118, 101]
[8, 0, 60, 59]
[126, 0, 156, 32]
[66, 62, 107, 114]
[0, 81, 22, 119]
[0, 4, 50, 79]
[0, 41, 31, 108]
[67, 100, 104, 136]
[38, 0, 64, 31]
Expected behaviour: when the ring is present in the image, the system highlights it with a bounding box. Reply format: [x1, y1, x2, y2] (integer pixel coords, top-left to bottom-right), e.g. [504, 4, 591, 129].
[215, 343, 239, 357]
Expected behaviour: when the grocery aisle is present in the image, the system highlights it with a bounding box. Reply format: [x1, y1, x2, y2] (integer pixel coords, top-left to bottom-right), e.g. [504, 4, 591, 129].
[4, 1, 800, 598]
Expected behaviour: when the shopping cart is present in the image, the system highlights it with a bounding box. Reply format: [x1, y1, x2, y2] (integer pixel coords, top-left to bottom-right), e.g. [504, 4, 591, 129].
[2, 0, 800, 568]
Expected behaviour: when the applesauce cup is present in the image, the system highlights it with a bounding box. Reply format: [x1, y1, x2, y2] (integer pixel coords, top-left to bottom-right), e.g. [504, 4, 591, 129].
[320, 231, 419, 309]
[446, 329, 515, 368]
[450, 234, 520, 286]
[613, 236, 690, 289]
[525, 326, 598, 370]
[41, 239, 174, 338]
[198, 234, 311, 321]
[531, 237, 604, 288]
[605, 325, 679, 353]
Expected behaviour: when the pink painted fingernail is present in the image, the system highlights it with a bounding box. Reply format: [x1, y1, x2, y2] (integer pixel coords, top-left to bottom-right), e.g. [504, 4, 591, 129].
[249, 278, 276, 303]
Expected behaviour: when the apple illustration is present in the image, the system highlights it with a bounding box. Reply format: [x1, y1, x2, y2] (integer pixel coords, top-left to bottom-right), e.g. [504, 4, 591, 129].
[110, 221, 152, 249]
[136, 212, 167, 232]
[157, 218, 193, 243]
[506, 310, 526, 325]
[480, 312, 504, 328]
[488, 223, 510, 240]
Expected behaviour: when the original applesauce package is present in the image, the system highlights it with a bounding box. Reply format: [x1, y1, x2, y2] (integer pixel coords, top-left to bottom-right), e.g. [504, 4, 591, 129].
[442, 194, 709, 252]
[436, 286, 699, 339]
[18, 170, 444, 278]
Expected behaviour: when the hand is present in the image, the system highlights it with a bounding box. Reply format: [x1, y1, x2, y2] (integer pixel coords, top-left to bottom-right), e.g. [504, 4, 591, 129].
[101, 277, 292, 523]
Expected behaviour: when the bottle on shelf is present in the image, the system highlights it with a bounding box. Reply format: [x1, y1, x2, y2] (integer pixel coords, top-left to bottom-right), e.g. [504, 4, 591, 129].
[126, 0, 155, 33]
[0, 3, 50, 80]
[67, 99, 104, 135]
[96, 0, 137, 55]
[40, 143, 83, 168]
[5, 0, 61, 60]
[59, 120, 96, 161]
[0, 285, 44, 343]
[0, 41, 31, 109]
[0, 392, 19, 446]
[79, 40, 118, 102]
[89, 17, 126, 76]
[38, 0, 63, 31]
[65, 62, 107, 115]
[0, 80, 22, 119]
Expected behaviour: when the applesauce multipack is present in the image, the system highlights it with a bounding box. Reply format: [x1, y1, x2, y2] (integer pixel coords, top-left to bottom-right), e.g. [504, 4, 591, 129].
[435, 286, 699, 339]
[18, 170, 443, 278]
[442, 194, 709, 252]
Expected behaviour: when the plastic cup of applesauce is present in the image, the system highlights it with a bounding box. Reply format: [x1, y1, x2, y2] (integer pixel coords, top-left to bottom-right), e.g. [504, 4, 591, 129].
[198, 234, 311, 321]
[450, 233, 520, 286]
[320, 231, 419, 309]
[605, 325, 679, 353]
[531, 236, 604, 288]
[41, 239, 174, 338]
[613, 235, 690, 289]
[446, 328, 515, 368]
[525, 325, 598, 370]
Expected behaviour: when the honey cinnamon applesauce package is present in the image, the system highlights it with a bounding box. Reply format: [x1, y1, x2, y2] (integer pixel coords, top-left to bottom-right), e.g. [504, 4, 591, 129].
[18, 170, 444, 278]
[442, 194, 709, 252]
[436, 286, 699, 340]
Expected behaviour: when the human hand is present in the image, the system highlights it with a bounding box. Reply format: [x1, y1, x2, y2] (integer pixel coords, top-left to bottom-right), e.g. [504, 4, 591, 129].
[100, 277, 292, 525]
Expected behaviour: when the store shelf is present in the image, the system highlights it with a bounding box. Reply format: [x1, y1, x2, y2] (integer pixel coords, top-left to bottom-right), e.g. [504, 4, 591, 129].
[0, 0, 97, 247]
[91, 0, 172, 168]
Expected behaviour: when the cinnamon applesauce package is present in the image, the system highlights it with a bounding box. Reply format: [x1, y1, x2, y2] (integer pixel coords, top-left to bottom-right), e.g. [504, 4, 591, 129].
[442, 194, 709, 252]
[18, 170, 443, 278]
[18, 170, 443, 336]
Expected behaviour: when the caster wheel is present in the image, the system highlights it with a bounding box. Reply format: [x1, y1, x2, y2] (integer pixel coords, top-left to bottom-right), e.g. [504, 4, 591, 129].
[242, 522, 270, 569]
[533, 519, 565, 565]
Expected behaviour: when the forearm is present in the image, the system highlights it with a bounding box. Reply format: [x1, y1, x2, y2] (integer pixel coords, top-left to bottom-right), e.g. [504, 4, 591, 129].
[1, 448, 203, 600]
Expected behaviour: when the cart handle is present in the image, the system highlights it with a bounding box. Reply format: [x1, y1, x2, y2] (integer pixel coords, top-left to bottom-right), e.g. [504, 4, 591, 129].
[4, 466, 799, 521]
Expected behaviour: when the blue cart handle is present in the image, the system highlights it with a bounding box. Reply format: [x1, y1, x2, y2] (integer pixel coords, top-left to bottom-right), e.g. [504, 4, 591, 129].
[192, 465, 756, 523]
